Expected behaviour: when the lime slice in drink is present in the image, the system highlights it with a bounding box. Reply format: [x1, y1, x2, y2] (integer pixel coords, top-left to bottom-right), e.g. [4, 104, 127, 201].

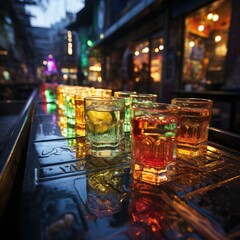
[87, 110, 113, 133]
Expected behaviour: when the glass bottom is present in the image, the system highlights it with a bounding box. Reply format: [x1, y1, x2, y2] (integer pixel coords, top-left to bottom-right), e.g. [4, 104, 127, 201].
[177, 141, 208, 159]
[124, 123, 131, 133]
[86, 140, 125, 157]
[132, 163, 176, 185]
[75, 126, 85, 137]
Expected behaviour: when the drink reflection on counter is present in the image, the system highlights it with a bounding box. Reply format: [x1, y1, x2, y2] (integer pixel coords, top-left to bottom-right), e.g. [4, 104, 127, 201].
[86, 168, 128, 217]
[129, 180, 196, 239]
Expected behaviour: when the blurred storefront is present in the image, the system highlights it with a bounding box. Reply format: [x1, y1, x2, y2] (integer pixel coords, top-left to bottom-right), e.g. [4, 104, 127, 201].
[68, 0, 240, 132]
[167, 0, 240, 132]
[68, 0, 166, 93]
[182, 0, 231, 92]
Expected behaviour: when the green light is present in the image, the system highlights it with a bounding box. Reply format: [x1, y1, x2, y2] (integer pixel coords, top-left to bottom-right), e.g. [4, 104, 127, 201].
[46, 103, 57, 114]
[87, 40, 93, 47]
[45, 89, 56, 102]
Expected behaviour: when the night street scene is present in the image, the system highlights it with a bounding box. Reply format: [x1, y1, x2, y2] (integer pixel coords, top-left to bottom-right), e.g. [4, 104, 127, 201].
[0, 1, 240, 239]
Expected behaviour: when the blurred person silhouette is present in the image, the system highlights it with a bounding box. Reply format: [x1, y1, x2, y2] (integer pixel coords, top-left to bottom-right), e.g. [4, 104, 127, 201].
[136, 62, 149, 93]
[77, 67, 85, 86]
[120, 43, 135, 91]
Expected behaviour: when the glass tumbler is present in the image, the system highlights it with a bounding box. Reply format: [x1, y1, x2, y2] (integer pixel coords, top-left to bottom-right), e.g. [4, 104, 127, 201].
[171, 98, 213, 159]
[84, 97, 125, 157]
[131, 102, 179, 185]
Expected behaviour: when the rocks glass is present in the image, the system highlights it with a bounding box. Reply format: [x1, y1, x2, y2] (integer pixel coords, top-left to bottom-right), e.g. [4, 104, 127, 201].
[84, 97, 125, 157]
[131, 102, 179, 185]
[171, 98, 213, 159]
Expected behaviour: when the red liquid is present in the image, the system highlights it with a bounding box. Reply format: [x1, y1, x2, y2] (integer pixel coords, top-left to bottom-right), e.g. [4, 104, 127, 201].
[132, 115, 177, 168]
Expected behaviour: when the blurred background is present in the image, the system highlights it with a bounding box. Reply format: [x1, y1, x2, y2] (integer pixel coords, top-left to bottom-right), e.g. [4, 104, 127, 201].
[0, 0, 240, 133]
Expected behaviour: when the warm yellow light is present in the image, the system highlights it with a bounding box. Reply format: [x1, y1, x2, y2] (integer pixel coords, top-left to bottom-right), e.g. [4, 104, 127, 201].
[68, 49, 73, 55]
[142, 47, 149, 53]
[48, 54, 53, 58]
[154, 48, 159, 53]
[43, 60, 47, 65]
[198, 25, 204, 32]
[207, 13, 213, 20]
[61, 68, 69, 73]
[135, 50, 140, 56]
[189, 41, 195, 47]
[212, 14, 219, 22]
[215, 35, 222, 42]
[100, 33, 104, 39]
[89, 66, 101, 71]
[159, 45, 164, 50]
[63, 74, 68, 80]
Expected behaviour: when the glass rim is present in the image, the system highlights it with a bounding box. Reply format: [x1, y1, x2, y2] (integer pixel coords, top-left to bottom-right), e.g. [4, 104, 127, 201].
[131, 93, 158, 98]
[84, 96, 125, 102]
[172, 98, 212, 103]
[133, 102, 180, 111]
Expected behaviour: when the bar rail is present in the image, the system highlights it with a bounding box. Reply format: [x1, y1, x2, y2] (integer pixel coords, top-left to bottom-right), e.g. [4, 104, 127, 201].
[0, 89, 37, 220]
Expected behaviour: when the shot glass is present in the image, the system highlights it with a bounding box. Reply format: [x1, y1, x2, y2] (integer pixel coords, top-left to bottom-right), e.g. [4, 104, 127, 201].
[114, 91, 137, 132]
[171, 98, 213, 159]
[131, 102, 179, 185]
[84, 97, 125, 157]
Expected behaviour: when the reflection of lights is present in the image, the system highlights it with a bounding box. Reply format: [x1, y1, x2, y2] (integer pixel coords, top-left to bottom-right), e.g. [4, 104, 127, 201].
[43, 60, 47, 65]
[87, 40, 93, 47]
[212, 14, 219, 21]
[135, 50, 140, 56]
[68, 31, 73, 55]
[159, 45, 164, 50]
[198, 25, 204, 32]
[68, 31, 72, 39]
[61, 68, 69, 73]
[89, 66, 101, 71]
[142, 47, 149, 53]
[215, 35, 222, 42]
[47, 60, 54, 71]
[189, 41, 195, 47]
[207, 13, 219, 21]
[207, 13, 213, 20]
[154, 48, 159, 53]
[100, 33, 104, 39]
[0, 50, 8, 55]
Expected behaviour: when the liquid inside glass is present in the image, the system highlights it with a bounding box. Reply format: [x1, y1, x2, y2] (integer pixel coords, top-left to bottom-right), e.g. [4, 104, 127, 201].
[131, 114, 177, 184]
[75, 97, 85, 136]
[124, 98, 131, 132]
[85, 104, 125, 157]
[86, 169, 126, 217]
[177, 107, 211, 158]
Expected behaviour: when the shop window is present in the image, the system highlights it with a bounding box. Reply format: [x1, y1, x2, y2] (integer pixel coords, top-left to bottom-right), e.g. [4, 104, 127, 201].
[88, 49, 102, 87]
[133, 41, 150, 93]
[183, 0, 231, 91]
[150, 37, 164, 94]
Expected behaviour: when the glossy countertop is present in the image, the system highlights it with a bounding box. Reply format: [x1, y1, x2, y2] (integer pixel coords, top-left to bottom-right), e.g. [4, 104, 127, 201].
[19, 93, 240, 240]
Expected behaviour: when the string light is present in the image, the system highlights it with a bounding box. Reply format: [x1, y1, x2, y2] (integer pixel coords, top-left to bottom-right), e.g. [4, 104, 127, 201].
[215, 35, 222, 42]
[198, 24, 204, 32]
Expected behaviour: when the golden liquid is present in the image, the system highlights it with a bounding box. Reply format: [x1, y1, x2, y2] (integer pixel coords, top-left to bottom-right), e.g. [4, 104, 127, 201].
[177, 107, 211, 158]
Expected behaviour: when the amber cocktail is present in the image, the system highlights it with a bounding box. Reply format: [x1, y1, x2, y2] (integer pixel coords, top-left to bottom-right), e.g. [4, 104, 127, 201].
[171, 98, 212, 159]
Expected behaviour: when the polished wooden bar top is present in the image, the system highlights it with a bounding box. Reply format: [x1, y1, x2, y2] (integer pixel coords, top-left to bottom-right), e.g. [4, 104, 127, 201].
[19, 94, 240, 240]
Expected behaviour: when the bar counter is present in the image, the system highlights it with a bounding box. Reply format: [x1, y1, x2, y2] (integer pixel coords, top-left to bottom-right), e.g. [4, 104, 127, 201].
[4, 89, 240, 239]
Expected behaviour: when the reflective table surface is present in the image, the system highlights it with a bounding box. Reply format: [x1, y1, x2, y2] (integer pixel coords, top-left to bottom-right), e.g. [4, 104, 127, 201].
[20, 95, 240, 240]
